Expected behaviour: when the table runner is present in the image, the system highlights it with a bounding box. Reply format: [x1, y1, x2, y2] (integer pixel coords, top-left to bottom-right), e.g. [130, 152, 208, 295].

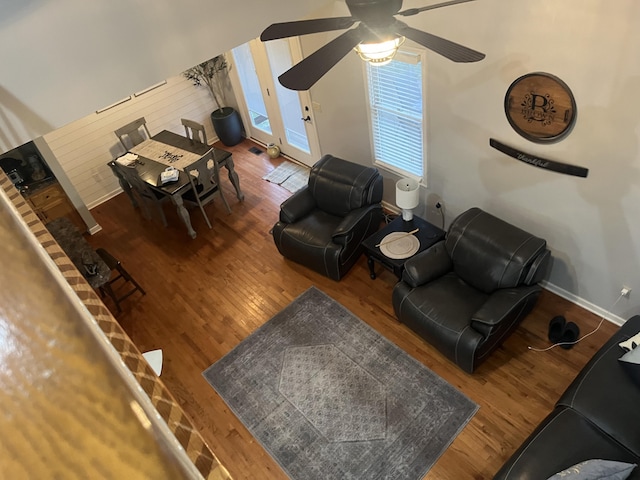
[131, 139, 205, 171]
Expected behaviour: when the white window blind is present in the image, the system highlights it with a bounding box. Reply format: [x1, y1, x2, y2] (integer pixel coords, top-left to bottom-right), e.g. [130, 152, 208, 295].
[366, 51, 424, 178]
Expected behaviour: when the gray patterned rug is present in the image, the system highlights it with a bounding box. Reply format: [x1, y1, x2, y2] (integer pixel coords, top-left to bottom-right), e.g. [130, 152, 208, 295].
[203, 287, 478, 480]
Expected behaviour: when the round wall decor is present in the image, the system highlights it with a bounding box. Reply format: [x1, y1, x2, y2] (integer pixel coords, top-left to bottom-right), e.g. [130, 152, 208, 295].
[504, 72, 577, 143]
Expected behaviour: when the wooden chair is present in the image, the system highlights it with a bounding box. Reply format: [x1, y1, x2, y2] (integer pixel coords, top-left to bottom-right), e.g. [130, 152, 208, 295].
[112, 162, 168, 227]
[115, 117, 151, 149]
[107, 160, 138, 208]
[181, 118, 244, 202]
[96, 248, 146, 313]
[182, 150, 231, 229]
[181, 118, 208, 145]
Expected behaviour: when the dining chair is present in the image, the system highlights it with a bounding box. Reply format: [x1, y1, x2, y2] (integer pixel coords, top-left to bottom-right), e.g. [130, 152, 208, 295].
[115, 117, 151, 149]
[181, 118, 208, 145]
[96, 248, 146, 314]
[182, 150, 231, 229]
[181, 118, 244, 201]
[112, 162, 168, 227]
[107, 160, 138, 208]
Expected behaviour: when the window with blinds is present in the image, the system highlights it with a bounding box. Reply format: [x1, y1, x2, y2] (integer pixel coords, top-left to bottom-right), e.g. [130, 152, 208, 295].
[365, 49, 425, 179]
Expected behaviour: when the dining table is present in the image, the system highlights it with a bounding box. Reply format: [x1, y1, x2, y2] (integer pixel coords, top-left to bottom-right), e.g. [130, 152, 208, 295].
[116, 130, 238, 239]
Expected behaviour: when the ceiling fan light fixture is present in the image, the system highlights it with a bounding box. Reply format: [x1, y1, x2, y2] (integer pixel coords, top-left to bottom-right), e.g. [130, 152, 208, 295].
[354, 36, 405, 66]
[261, 0, 485, 90]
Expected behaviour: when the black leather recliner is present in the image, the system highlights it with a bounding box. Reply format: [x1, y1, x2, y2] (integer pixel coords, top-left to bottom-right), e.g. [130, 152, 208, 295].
[392, 207, 551, 373]
[493, 315, 640, 479]
[272, 154, 383, 281]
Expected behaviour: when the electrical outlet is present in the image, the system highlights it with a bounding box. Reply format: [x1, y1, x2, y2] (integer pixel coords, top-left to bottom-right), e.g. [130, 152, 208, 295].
[621, 286, 632, 297]
[435, 202, 442, 209]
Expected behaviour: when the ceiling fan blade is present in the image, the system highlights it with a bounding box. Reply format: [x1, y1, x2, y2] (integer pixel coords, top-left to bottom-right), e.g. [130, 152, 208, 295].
[278, 27, 366, 90]
[397, 0, 476, 17]
[398, 24, 485, 62]
[260, 17, 356, 41]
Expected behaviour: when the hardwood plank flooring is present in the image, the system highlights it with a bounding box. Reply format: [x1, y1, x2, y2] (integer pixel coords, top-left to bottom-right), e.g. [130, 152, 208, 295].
[87, 139, 619, 480]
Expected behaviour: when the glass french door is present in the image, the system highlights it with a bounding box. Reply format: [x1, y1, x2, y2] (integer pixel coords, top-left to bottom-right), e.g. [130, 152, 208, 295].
[230, 38, 321, 167]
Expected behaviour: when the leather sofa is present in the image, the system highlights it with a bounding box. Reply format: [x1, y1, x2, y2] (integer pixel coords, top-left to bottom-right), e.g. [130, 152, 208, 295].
[494, 315, 640, 479]
[272, 154, 383, 281]
[392, 207, 550, 373]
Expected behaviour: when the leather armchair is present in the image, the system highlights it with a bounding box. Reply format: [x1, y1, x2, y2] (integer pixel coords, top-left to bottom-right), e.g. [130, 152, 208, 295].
[392, 207, 550, 373]
[272, 154, 383, 281]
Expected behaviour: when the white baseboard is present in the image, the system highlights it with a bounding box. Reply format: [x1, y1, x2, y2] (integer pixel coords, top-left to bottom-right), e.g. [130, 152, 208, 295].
[246, 137, 306, 167]
[381, 200, 399, 214]
[88, 189, 122, 210]
[88, 223, 102, 235]
[540, 281, 626, 326]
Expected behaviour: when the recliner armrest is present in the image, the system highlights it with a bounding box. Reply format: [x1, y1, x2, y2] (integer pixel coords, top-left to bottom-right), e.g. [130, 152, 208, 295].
[401, 241, 452, 287]
[471, 285, 541, 327]
[332, 205, 380, 246]
[279, 187, 316, 223]
[524, 249, 551, 285]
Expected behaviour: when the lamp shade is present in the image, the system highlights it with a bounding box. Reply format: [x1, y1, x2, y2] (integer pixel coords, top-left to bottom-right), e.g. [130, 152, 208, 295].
[396, 178, 419, 221]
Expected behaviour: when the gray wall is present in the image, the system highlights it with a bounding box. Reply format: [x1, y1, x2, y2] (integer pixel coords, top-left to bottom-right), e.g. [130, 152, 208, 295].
[2, 0, 639, 323]
[304, 0, 640, 323]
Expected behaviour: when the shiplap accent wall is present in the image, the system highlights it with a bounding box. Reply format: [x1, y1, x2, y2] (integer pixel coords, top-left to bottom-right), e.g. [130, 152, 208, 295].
[42, 74, 218, 209]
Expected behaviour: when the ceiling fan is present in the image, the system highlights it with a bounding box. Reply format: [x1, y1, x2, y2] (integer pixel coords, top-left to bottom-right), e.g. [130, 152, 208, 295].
[260, 0, 485, 91]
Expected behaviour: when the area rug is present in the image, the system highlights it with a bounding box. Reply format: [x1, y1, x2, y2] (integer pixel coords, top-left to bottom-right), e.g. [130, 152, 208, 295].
[262, 161, 310, 193]
[203, 287, 478, 480]
[279, 168, 310, 193]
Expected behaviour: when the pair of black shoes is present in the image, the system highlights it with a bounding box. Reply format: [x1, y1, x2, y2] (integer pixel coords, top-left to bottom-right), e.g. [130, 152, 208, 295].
[548, 316, 580, 349]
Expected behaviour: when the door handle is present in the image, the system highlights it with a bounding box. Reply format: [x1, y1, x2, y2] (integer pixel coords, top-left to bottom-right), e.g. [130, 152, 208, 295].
[301, 115, 311, 122]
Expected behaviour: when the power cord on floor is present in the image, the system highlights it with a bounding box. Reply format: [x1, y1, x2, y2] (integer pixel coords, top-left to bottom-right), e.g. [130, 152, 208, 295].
[383, 211, 399, 224]
[528, 293, 624, 352]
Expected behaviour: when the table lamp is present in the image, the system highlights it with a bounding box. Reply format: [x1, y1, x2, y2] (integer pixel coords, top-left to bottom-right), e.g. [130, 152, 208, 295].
[396, 178, 420, 221]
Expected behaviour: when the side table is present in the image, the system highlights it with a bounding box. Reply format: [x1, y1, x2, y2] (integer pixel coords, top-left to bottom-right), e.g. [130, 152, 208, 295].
[362, 215, 445, 280]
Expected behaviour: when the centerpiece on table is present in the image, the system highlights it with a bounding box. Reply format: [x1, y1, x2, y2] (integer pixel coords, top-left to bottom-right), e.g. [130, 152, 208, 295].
[183, 55, 243, 146]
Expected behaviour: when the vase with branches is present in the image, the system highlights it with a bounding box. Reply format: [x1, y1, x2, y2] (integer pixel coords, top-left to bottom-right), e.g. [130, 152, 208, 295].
[182, 54, 243, 146]
[183, 55, 228, 111]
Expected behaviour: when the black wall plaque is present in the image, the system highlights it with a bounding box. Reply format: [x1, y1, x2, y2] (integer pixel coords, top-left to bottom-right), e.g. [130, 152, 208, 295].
[490, 138, 588, 178]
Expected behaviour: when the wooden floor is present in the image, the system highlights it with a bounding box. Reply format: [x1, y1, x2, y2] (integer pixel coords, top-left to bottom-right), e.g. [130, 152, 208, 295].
[87, 139, 619, 480]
